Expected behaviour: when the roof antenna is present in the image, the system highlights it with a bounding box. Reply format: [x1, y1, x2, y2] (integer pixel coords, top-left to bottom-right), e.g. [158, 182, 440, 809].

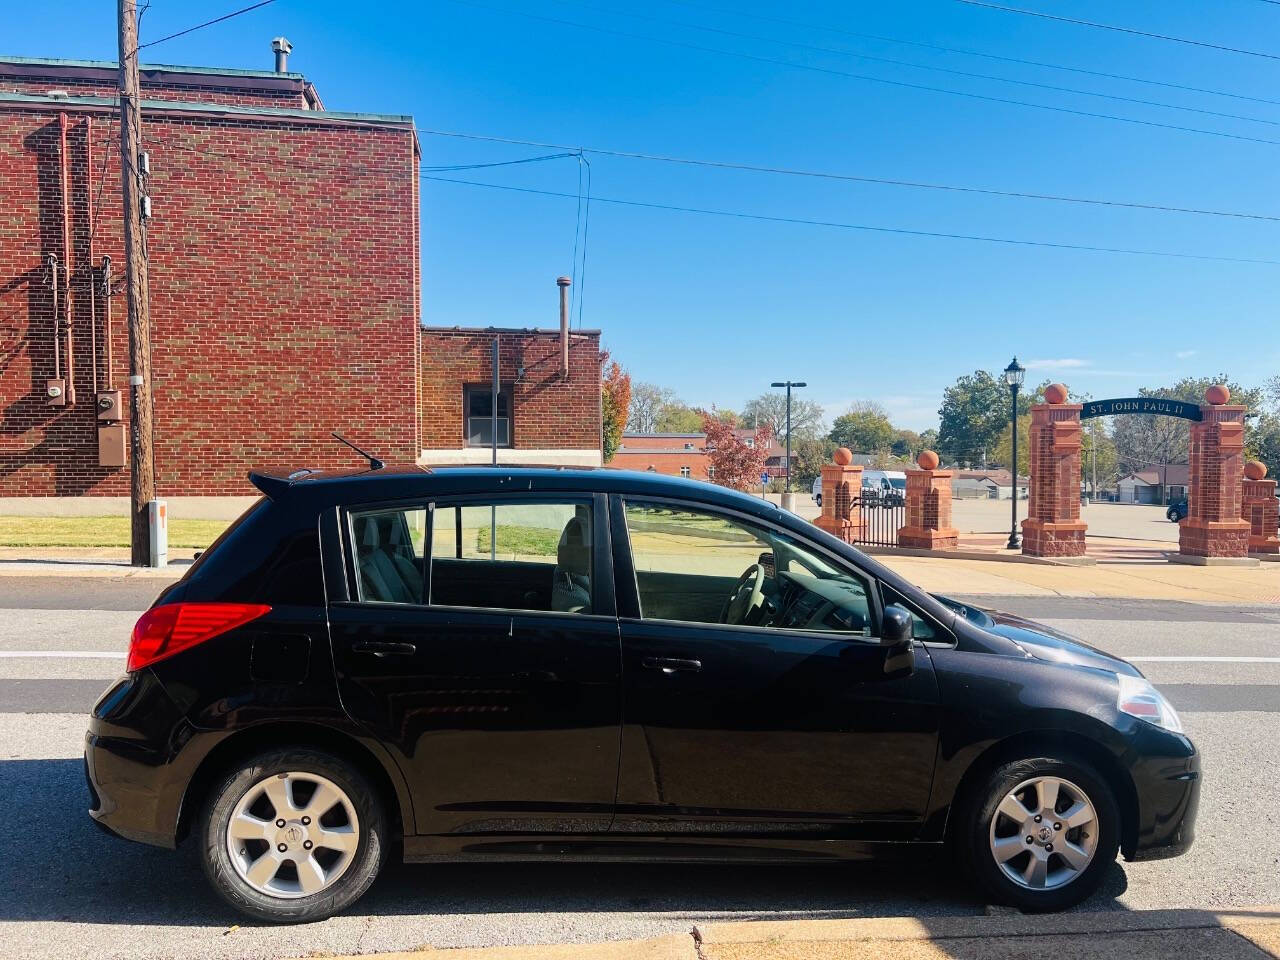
[331, 432, 385, 470]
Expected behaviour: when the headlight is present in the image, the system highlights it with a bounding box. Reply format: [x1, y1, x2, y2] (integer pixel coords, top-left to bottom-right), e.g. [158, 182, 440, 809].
[1117, 674, 1183, 733]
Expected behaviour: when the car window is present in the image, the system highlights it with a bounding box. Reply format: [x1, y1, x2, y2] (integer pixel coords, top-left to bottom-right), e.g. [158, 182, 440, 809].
[882, 585, 941, 641]
[623, 500, 874, 635]
[350, 506, 427, 605]
[429, 501, 593, 614]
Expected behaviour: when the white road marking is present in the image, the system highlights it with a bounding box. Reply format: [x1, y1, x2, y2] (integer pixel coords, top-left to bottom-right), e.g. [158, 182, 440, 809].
[0, 651, 125, 659]
[1125, 656, 1280, 663]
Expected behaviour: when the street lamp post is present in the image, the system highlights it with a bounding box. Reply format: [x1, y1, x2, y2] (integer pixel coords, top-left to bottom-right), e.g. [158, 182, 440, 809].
[770, 380, 807, 494]
[1003, 357, 1025, 549]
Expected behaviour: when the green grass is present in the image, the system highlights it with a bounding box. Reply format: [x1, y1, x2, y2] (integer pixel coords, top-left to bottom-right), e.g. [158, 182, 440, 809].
[0, 516, 230, 549]
[474, 524, 561, 558]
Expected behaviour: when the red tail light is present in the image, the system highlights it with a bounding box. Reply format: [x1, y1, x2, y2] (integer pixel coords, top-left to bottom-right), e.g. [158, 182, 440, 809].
[127, 603, 271, 672]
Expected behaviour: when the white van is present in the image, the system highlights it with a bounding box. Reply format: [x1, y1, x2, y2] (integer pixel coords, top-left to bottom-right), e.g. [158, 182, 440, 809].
[862, 470, 907, 506]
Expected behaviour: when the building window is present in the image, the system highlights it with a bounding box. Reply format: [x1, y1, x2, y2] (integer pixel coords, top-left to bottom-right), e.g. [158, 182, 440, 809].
[706, 466, 716, 480]
[680, 466, 691, 478]
[744, 437, 755, 448]
[684, 442, 696, 450]
[464, 385, 511, 447]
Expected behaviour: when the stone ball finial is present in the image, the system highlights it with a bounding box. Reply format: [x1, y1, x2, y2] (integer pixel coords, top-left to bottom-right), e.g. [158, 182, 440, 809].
[1205, 384, 1230, 405]
[1245, 460, 1268, 481]
[1044, 383, 1069, 405]
[833, 447, 853, 466]
[917, 449, 940, 471]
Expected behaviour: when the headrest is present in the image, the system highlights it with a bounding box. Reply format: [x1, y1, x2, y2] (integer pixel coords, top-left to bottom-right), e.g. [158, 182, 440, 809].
[360, 517, 381, 550]
[556, 515, 591, 577]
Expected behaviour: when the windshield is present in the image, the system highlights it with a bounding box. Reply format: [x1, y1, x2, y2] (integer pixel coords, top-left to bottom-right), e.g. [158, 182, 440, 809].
[889, 478, 906, 490]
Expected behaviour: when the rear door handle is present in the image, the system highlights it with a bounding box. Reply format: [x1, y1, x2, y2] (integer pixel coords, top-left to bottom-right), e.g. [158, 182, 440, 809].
[642, 656, 702, 674]
[352, 641, 417, 657]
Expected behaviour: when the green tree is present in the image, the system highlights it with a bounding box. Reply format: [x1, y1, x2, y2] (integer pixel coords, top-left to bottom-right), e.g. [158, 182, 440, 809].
[1081, 420, 1119, 497]
[829, 401, 894, 453]
[654, 404, 704, 433]
[1249, 413, 1280, 471]
[625, 382, 677, 433]
[936, 371, 1008, 467]
[890, 428, 923, 459]
[789, 434, 837, 487]
[918, 428, 939, 454]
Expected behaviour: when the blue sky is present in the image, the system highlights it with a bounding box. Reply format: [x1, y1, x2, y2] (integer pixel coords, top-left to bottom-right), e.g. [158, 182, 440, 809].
[11, 1, 1280, 429]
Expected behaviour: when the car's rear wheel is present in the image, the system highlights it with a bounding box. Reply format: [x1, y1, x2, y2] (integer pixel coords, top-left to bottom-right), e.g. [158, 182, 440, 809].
[959, 755, 1119, 912]
[200, 748, 386, 923]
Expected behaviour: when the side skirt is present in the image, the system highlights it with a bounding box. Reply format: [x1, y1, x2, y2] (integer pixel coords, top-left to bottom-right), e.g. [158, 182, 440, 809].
[403, 835, 945, 863]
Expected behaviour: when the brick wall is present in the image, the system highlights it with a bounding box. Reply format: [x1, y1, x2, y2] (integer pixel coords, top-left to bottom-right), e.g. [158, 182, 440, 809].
[1, 61, 314, 109]
[419, 328, 601, 454]
[0, 82, 419, 496]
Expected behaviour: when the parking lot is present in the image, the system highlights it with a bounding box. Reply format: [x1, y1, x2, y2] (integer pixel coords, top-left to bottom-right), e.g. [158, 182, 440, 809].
[2, 577, 1278, 960]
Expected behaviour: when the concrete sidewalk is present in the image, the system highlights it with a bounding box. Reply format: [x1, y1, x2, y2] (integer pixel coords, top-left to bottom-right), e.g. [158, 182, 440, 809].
[319, 907, 1280, 959]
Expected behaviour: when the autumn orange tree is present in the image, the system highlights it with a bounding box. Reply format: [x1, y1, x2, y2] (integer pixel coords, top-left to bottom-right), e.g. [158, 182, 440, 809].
[601, 353, 631, 463]
[701, 410, 770, 490]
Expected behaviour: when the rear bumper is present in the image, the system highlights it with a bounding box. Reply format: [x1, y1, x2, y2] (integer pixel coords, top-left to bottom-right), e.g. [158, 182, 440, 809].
[1123, 731, 1200, 862]
[84, 672, 191, 850]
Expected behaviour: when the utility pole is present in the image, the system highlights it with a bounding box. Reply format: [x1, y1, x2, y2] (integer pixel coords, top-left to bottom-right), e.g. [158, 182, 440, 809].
[118, 0, 156, 565]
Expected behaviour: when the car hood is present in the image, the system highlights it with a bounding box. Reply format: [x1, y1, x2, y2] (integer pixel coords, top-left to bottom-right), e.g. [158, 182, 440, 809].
[933, 596, 1142, 677]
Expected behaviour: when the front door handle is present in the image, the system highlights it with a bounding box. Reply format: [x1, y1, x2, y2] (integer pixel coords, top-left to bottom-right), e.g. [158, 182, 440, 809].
[642, 656, 702, 674]
[352, 640, 417, 657]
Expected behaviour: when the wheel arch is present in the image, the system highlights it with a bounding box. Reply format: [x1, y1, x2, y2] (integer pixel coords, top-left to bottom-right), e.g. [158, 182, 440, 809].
[944, 729, 1139, 859]
[176, 721, 413, 846]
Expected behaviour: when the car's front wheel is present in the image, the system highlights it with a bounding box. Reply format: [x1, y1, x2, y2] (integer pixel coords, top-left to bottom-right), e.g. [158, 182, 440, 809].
[959, 755, 1120, 912]
[200, 748, 387, 923]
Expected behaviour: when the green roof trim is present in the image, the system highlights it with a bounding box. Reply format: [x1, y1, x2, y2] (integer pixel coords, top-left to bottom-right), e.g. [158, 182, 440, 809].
[0, 54, 305, 82]
[0, 90, 413, 127]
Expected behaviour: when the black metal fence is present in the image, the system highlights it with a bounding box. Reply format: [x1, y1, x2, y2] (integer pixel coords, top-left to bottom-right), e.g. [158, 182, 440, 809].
[851, 494, 905, 547]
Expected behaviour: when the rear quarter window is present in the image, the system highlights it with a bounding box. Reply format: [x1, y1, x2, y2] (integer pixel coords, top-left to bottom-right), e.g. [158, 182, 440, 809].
[183, 499, 325, 607]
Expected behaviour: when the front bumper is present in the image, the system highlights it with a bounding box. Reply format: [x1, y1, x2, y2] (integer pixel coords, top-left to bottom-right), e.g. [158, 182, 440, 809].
[85, 672, 193, 849]
[1123, 729, 1200, 862]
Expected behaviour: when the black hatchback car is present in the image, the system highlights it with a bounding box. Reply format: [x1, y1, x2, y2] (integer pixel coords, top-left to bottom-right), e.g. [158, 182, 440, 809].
[86, 466, 1199, 922]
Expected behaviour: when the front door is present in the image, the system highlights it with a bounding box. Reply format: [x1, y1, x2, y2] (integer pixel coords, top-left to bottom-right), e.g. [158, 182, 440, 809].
[327, 494, 621, 836]
[611, 497, 940, 841]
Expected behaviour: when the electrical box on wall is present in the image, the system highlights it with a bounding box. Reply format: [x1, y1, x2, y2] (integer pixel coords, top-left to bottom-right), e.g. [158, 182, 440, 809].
[46, 378, 66, 407]
[96, 389, 122, 421]
[98, 423, 126, 467]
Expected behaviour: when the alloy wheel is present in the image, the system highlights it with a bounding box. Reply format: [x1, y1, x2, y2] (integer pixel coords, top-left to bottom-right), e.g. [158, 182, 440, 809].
[987, 775, 1099, 891]
[226, 771, 360, 899]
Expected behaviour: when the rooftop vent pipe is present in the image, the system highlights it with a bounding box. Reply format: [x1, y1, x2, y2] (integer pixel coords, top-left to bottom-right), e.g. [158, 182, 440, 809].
[271, 36, 292, 73]
[557, 276, 571, 379]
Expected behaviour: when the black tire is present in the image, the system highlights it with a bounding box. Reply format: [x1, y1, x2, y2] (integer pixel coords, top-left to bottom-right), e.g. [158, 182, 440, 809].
[957, 754, 1120, 912]
[200, 748, 387, 923]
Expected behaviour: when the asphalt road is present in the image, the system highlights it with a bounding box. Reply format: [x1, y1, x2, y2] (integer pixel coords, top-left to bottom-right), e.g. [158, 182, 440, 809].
[1, 577, 1278, 960]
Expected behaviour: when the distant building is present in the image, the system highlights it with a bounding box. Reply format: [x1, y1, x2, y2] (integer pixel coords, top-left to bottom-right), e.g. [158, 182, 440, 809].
[1117, 464, 1190, 504]
[611, 433, 710, 479]
[952, 469, 1029, 500]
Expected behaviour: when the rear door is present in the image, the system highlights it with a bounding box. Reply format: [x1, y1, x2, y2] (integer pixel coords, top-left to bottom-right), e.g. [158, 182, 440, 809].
[326, 492, 622, 836]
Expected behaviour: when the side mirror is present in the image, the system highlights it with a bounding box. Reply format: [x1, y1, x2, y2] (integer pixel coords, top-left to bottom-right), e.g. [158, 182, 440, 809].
[881, 604, 914, 646]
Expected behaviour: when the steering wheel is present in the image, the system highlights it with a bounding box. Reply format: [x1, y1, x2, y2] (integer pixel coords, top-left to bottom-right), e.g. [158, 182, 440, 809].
[720, 563, 766, 625]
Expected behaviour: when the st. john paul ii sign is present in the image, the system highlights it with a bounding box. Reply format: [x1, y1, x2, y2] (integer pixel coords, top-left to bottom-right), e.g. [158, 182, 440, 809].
[1080, 397, 1202, 421]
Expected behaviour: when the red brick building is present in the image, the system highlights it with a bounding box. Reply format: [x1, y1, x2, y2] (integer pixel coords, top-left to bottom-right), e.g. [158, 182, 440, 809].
[612, 433, 711, 479]
[420, 326, 602, 467]
[0, 53, 421, 499]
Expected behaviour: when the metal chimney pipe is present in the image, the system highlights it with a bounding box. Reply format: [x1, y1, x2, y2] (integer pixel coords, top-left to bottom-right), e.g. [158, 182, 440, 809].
[556, 276, 571, 379]
[271, 37, 293, 73]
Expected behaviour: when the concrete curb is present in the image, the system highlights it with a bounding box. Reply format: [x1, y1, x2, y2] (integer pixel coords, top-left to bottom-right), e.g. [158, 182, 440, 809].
[315, 907, 1280, 960]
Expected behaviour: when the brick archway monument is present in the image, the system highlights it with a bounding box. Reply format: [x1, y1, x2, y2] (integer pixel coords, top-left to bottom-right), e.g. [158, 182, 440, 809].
[1022, 383, 1253, 561]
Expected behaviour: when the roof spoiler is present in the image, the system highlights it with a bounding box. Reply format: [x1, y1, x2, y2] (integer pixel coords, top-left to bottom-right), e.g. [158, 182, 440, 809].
[248, 469, 315, 500]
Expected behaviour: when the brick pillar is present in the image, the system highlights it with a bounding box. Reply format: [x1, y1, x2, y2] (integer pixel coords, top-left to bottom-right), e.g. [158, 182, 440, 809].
[815, 446, 863, 545]
[1022, 383, 1087, 558]
[1180, 385, 1250, 559]
[1242, 461, 1279, 556]
[898, 450, 958, 550]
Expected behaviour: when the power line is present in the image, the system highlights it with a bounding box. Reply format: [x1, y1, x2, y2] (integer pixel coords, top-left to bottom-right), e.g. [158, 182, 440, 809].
[138, 0, 277, 51]
[417, 127, 1280, 223]
[956, 0, 1280, 62]
[658, 0, 1280, 109]
[421, 173, 1280, 266]
[444, 0, 1280, 148]
[421, 152, 579, 171]
[569, 0, 1280, 129]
